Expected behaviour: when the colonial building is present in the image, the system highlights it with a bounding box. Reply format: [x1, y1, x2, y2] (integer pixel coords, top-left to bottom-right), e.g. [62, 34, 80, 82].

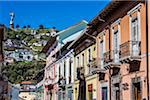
[68, 28, 97, 100]
[22, 1, 149, 100]
[85, 1, 150, 100]
[54, 41, 74, 100]
[42, 20, 87, 100]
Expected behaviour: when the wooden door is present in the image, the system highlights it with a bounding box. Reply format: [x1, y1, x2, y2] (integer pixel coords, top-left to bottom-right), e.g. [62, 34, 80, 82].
[133, 82, 141, 100]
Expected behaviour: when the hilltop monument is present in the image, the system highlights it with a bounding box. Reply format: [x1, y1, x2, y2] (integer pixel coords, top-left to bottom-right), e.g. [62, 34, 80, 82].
[9, 12, 15, 29]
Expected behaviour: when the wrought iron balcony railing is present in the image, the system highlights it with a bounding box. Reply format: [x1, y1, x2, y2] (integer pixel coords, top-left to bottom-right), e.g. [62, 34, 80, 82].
[104, 50, 112, 65]
[112, 49, 120, 63]
[58, 76, 66, 85]
[88, 58, 102, 74]
[103, 50, 120, 69]
[119, 41, 141, 60]
[87, 58, 97, 68]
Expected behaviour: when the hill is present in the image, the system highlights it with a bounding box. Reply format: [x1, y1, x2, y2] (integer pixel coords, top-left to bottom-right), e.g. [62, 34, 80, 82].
[2, 27, 57, 83]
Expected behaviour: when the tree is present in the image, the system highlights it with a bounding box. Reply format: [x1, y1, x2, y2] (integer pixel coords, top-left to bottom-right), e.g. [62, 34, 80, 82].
[39, 24, 44, 29]
[16, 24, 19, 29]
[27, 25, 31, 28]
[23, 25, 26, 28]
[2, 61, 45, 83]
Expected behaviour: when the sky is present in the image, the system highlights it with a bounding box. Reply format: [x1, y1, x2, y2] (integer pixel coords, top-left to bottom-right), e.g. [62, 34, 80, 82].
[0, 0, 110, 30]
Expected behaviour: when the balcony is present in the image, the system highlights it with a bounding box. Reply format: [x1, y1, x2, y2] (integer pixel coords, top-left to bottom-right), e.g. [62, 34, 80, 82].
[111, 50, 121, 66]
[87, 58, 100, 74]
[103, 50, 113, 69]
[104, 51, 112, 64]
[88, 58, 97, 68]
[58, 75, 63, 84]
[103, 50, 121, 70]
[58, 75, 66, 91]
[119, 41, 141, 63]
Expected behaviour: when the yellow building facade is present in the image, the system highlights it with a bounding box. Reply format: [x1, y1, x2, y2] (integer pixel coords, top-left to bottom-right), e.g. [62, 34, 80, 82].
[73, 43, 98, 100]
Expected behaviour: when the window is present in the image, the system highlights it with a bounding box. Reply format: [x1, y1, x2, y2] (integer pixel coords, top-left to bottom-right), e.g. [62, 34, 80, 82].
[64, 61, 66, 77]
[102, 87, 108, 100]
[27, 56, 30, 60]
[128, 4, 141, 42]
[69, 58, 72, 83]
[131, 77, 142, 100]
[93, 46, 96, 51]
[100, 39, 105, 68]
[76, 56, 80, 79]
[113, 28, 120, 63]
[88, 84, 93, 100]
[131, 17, 139, 41]
[100, 40, 104, 59]
[131, 17, 140, 56]
[82, 53, 84, 66]
[59, 65, 61, 76]
[23, 96, 27, 98]
[116, 90, 120, 100]
[113, 30, 119, 51]
[88, 49, 91, 74]
[114, 83, 120, 100]
[77, 56, 79, 67]
[19, 53, 23, 58]
[88, 49, 91, 63]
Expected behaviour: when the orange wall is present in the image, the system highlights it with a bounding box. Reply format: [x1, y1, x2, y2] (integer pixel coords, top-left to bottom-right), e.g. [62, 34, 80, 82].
[140, 3, 146, 54]
[105, 29, 109, 52]
[120, 15, 130, 44]
[97, 3, 147, 55]
[96, 2, 148, 100]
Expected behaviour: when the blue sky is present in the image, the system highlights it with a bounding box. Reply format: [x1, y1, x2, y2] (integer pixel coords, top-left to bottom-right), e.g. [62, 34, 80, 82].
[0, 1, 109, 30]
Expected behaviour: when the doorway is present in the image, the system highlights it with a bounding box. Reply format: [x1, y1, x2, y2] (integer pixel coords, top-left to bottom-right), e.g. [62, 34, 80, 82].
[133, 82, 141, 100]
[102, 87, 108, 100]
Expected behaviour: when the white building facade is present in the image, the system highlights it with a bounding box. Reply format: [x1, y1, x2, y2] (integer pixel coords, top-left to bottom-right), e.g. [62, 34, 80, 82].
[43, 20, 88, 100]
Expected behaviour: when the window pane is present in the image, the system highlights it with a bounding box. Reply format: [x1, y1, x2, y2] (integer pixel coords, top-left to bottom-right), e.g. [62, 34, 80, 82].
[88, 49, 91, 62]
[100, 40, 104, 58]
[132, 18, 138, 41]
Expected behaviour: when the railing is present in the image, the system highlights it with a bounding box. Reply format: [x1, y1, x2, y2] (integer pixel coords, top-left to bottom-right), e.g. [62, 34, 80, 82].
[88, 58, 97, 68]
[89, 67, 99, 74]
[119, 41, 141, 59]
[88, 58, 99, 74]
[58, 76, 66, 86]
[104, 50, 112, 65]
[112, 49, 120, 63]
